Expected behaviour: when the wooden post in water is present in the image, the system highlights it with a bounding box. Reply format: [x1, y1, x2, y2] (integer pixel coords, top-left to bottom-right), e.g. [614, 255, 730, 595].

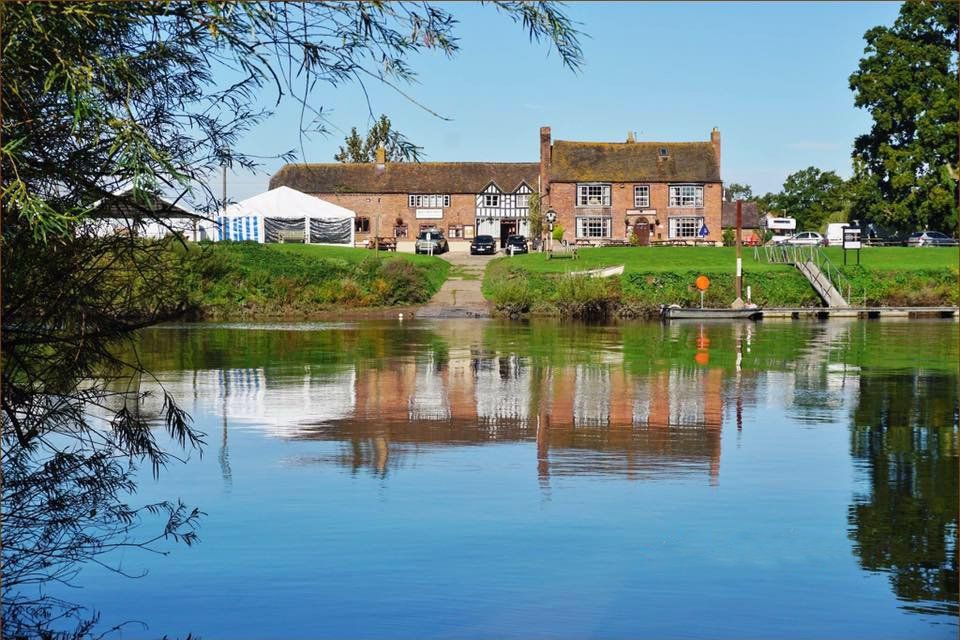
[732, 199, 745, 308]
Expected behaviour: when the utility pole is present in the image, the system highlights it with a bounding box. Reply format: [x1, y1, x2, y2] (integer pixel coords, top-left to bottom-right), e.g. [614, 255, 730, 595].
[732, 199, 745, 308]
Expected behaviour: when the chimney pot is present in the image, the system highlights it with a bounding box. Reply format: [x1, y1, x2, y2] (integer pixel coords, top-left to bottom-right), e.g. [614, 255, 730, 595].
[626, 131, 635, 143]
[375, 144, 386, 169]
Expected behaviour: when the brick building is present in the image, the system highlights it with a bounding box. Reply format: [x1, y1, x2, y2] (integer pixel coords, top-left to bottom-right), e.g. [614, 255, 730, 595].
[269, 151, 538, 247]
[538, 127, 723, 244]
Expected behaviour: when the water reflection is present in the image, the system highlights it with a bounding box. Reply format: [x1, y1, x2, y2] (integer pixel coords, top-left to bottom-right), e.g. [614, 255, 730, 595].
[135, 319, 958, 624]
[849, 371, 959, 617]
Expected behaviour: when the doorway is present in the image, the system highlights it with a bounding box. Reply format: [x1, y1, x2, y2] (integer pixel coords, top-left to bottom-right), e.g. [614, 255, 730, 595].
[500, 219, 517, 247]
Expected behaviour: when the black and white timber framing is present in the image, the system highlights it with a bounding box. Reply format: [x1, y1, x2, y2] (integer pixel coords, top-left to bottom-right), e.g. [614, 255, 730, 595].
[475, 181, 533, 238]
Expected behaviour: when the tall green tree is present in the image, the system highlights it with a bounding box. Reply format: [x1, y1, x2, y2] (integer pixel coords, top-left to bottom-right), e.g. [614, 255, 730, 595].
[334, 115, 422, 163]
[767, 167, 846, 230]
[724, 183, 754, 203]
[849, 0, 959, 233]
[1, 2, 582, 636]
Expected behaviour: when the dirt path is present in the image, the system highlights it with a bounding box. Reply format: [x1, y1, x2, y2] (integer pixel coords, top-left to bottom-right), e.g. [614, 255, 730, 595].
[416, 251, 494, 318]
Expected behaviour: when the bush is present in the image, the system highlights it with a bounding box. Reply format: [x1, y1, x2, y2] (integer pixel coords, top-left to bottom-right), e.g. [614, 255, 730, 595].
[552, 224, 566, 242]
[553, 275, 619, 319]
[488, 277, 534, 317]
[377, 258, 431, 304]
[722, 228, 735, 247]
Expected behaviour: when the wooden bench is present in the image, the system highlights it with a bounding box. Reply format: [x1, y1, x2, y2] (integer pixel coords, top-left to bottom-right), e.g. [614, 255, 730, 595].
[547, 244, 578, 260]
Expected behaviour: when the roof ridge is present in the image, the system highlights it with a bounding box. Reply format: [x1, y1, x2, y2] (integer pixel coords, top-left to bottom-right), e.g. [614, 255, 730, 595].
[279, 160, 538, 168]
[554, 139, 710, 145]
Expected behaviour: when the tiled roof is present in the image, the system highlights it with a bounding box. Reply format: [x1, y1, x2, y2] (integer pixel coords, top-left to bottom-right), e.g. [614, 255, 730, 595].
[269, 162, 539, 194]
[549, 141, 720, 183]
[721, 201, 761, 228]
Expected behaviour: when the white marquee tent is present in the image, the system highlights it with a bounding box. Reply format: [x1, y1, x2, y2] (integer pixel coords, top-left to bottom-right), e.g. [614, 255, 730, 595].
[215, 186, 356, 245]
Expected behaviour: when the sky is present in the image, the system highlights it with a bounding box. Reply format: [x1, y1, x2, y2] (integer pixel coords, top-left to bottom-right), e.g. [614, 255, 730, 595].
[218, 1, 903, 202]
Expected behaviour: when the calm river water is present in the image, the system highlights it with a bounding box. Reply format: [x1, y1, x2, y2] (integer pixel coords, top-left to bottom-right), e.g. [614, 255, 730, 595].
[67, 319, 958, 638]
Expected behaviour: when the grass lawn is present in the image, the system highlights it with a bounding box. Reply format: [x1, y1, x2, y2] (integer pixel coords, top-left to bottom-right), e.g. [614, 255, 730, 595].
[494, 245, 958, 275]
[483, 245, 958, 317]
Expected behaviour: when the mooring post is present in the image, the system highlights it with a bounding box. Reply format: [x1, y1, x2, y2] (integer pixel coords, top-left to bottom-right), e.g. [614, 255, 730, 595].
[732, 199, 745, 308]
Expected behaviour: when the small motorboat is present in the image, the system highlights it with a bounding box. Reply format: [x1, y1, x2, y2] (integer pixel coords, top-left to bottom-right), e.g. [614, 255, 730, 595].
[660, 304, 763, 321]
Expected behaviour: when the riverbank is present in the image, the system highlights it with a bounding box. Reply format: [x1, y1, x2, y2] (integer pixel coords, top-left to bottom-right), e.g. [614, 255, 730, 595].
[173, 242, 449, 319]
[482, 246, 959, 318]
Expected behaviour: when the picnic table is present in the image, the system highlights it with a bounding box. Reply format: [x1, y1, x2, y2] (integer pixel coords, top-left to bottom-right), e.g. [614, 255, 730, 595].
[601, 239, 630, 247]
[574, 239, 595, 247]
[277, 229, 305, 243]
[365, 237, 397, 251]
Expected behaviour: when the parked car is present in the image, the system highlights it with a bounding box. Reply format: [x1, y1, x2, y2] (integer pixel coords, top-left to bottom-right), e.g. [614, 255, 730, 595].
[783, 231, 825, 246]
[469, 234, 497, 255]
[906, 231, 959, 247]
[504, 235, 528, 254]
[414, 228, 449, 254]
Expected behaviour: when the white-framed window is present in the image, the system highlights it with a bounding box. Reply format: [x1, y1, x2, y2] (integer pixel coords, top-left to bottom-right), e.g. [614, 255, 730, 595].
[634, 185, 650, 208]
[576, 217, 612, 238]
[484, 193, 500, 207]
[355, 217, 370, 233]
[408, 194, 450, 208]
[668, 185, 704, 208]
[516, 193, 530, 207]
[577, 184, 611, 207]
[669, 216, 705, 239]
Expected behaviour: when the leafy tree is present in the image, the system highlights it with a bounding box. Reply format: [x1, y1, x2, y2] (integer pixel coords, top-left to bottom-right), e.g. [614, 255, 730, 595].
[766, 167, 846, 230]
[724, 183, 754, 202]
[335, 114, 423, 163]
[1, 2, 582, 636]
[849, 0, 959, 233]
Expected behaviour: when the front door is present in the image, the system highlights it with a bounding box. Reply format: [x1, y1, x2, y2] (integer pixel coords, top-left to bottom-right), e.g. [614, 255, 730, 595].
[500, 220, 517, 247]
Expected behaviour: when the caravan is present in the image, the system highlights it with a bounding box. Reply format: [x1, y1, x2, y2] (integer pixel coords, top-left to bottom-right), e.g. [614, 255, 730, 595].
[764, 215, 797, 244]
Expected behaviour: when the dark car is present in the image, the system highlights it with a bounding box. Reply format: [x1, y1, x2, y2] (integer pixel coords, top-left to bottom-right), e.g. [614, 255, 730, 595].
[906, 231, 959, 247]
[470, 234, 497, 255]
[504, 235, 528, 254]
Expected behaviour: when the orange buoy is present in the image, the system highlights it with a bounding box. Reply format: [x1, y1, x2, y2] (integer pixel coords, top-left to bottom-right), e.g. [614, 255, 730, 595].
[695, 275, 710, 291]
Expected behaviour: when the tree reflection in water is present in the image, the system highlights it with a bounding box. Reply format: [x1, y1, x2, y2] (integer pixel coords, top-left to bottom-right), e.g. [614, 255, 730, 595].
[849, 372, 959, 616]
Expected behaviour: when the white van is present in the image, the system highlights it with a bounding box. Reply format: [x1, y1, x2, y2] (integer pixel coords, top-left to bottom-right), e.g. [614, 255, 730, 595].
[825, 223, 850, 246]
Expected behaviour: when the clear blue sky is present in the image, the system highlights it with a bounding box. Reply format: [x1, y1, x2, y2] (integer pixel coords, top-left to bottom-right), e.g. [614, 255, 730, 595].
[221, 1, 903, 201]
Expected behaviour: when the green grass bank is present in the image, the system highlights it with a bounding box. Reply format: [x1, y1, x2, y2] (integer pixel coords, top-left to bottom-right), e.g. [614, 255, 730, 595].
[174, 242, 449, 319]
[482, 246, 959, 318]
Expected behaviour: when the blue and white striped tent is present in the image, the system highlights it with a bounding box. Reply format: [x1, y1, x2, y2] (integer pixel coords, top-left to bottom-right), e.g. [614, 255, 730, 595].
[216, 186, 356, 245]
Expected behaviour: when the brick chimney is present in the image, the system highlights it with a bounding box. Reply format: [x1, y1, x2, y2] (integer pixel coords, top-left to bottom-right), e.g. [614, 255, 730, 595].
[375, 144, 386, 172]
[710, 127, 721, 169]
[539, 126, 551, 204]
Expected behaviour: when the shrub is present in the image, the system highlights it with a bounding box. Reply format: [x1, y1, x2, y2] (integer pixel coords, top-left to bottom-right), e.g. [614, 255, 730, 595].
[553, 274, 619, 319]
[377, 258, 431, 304]
[722, 228, 735, 247]
[552, 224, 565, 242]
[489, 277, 534, 317]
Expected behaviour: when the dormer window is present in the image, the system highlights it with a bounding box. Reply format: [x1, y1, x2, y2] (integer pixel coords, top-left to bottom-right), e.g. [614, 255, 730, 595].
[484, 193, 500, 207]
[659, 147, 669, 158]
[577, 184, 611, 207]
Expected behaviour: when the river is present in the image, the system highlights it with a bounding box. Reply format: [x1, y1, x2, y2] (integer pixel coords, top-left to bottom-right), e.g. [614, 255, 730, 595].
[62, 319, 958, 638]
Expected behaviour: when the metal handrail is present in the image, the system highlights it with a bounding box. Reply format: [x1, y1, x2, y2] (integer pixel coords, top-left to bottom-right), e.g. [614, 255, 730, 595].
[753, 244, 855, 304]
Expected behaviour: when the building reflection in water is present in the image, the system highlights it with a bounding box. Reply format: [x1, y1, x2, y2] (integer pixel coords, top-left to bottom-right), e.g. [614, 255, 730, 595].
[149, 322, 742, 487]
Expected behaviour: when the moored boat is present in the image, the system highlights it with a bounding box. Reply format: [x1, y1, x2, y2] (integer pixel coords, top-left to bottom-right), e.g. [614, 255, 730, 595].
[660, 305, 763, 321]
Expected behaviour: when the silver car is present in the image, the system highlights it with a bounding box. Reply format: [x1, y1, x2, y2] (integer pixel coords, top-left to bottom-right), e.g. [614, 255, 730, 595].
[906, 231, 959, 247]
[783, 231, 824, 246]
[414, 229, 449, 254]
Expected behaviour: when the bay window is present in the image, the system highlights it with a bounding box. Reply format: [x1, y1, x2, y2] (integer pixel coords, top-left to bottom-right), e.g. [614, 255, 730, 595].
[668, 185, 704, 208]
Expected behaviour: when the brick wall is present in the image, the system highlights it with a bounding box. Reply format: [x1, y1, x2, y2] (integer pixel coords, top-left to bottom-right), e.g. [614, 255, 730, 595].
[547, 181, 723, 243]
[309, 192, 478, 242]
